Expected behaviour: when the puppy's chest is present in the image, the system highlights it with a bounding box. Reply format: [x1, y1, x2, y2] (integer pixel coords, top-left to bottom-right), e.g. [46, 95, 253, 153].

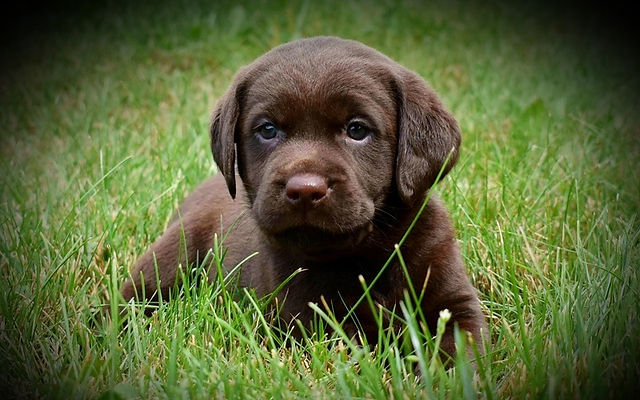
[279, 257, 392, 298]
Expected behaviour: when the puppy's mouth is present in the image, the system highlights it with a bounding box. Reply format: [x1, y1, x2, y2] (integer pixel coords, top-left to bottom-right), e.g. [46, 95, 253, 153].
[267, 223, 374, 258]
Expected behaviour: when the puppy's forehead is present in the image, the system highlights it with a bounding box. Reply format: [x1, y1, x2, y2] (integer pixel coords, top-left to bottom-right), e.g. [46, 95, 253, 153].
[242, 38, 397, 121]
[249, 65, 388, 107]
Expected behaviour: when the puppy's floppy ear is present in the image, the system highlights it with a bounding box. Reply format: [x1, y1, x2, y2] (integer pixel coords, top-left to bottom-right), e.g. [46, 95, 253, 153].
[210, 73, 246, 199]
[393, 69, 461, 205]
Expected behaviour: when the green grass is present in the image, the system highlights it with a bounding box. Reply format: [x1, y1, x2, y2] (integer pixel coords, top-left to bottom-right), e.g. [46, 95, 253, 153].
[1, 0, 639, 398]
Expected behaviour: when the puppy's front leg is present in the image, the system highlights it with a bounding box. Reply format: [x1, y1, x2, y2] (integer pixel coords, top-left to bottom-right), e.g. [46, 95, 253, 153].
[424, 283, 487, 362]
[392, 234, 487, 363]
[414, 252, 488, 364]
[120, 214, 214, 306]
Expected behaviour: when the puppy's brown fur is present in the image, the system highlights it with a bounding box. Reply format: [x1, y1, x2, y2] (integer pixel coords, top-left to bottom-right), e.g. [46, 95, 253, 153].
[121, 36, 487, 359]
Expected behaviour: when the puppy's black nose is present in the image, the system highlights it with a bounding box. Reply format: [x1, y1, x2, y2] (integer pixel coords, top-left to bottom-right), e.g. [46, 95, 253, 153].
[285, 173, 328, 206]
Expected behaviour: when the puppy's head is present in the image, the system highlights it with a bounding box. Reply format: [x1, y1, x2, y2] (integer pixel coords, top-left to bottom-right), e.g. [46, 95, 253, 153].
[211, 37, 460, 255]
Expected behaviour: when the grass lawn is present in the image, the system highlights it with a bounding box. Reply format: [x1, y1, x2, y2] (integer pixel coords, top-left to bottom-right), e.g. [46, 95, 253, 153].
[1, 0, 639, 398]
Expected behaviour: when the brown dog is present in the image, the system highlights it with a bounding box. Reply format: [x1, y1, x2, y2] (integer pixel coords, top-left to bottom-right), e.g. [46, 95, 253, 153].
[121, 36, 487, 360]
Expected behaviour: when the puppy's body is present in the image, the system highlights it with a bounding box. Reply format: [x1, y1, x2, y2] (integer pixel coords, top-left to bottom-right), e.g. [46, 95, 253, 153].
[122, 37, 487, 359]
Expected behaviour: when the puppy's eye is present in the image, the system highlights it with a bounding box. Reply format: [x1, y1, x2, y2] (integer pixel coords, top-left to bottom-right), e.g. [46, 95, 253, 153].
[258, 123, 278, 140]
[346, 122, 370, 141]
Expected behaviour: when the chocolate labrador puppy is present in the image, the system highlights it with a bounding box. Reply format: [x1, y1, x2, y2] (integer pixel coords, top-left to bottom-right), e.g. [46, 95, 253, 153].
[121, 36, 487, 359]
